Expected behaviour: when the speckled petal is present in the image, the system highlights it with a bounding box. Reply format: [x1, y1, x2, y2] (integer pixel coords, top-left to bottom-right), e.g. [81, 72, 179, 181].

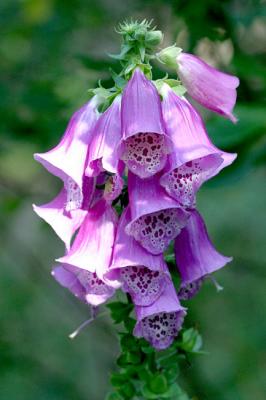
[126, 172, 189, 254]
[134, 281, 186, 349]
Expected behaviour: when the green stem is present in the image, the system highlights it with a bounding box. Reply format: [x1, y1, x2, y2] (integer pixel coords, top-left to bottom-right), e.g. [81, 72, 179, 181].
[106, 295, 200, 400]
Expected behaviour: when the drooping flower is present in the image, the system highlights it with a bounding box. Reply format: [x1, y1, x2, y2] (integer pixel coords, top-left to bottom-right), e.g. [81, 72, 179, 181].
[33, 188, 87, 250]
[107, 206, 170, 306]
[176, 52, 239, 122]
[126, 171, 189, 255]
[57, 199, 117, 282]
[119, 68, 171, 178]
[160, 84, 237, 208]
[86, 95, 122, 177]
[52, 264, 114, 306]
[133, 280, 186, 350]
[175, 210, 232, 300]
[34, 97, 99, 211]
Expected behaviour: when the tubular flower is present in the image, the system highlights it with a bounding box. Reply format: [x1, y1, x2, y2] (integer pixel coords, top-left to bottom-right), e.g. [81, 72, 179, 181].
[86, 95, 122, 177]
[52, 264, 115, 306]
[34, 97, 99, 211]
[107, 206, 171, 306]
[126, 171, 189, 255]
[176, 52, 240, 122]
[133, 281, 186, 350]
[57, 199, 118, 282]
[175, 210, 232, 300]
[120, 68, 171, 178]
[160, 84, 237, 208]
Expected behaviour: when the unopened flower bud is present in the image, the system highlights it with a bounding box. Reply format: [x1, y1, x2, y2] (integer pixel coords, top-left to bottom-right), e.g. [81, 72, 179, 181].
[145, 30, 163, 47]
[157, 45, 182, 69]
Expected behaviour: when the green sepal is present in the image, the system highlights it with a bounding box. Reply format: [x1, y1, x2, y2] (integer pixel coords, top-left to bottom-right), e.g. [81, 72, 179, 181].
[108, 43, 133, 60]
[117, 381, 136, 399]
[156, 45, 182, 69]
[110, 69, 127, 89]
[145, 30, 164, 47]
[178, 328, 204, 354]
[117, 351, 142, 367]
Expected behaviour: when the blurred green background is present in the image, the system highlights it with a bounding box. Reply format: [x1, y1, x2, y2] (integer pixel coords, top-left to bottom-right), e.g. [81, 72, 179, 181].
[0, 0, 265, 399]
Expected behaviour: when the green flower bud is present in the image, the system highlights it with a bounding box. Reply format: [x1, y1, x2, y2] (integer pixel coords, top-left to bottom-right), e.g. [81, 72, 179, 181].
[134, 26, 147, 41]
[145, 30, 164, 47]
[157, 45, 182, 69]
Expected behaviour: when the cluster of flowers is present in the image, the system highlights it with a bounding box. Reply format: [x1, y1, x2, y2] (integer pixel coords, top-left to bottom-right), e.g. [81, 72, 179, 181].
[34, 52, 239, 350]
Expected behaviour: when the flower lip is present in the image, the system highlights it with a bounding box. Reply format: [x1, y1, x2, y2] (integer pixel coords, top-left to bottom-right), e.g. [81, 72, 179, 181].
[133, 280, 186, 349]
[125, 172, 190, 254]
[52, 264, 115, 306]
[175, 210, 233, 299]
[34, 97, 100, 211]
[160, 85, 237, 207]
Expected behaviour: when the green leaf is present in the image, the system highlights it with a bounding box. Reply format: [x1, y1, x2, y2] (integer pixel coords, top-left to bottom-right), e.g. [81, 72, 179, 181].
[107, 301, 133, 324]
[124, 317, 136, 333]
[148, 373, 169, 394]
[165, 364, 180, 384]
[141, 385, 162, 399]
[118, 382, 136, 398]
[105, 392, 123, 400]
[110, 372, 128, 387]
[120, 333, 140, 351]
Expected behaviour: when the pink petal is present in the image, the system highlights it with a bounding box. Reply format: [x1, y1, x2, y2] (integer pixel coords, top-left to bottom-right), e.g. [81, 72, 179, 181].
[177, 52, 239, 122]
[86, 96, 122, 177]
[134, 280, 186, 349]
[119, 68, 171, 178]
[107, 207, 170, 305]
[126, 172, 189, 254]
[160, 85, 237, 207]
[33, 188, 87, 250]
[57, 199, 118, 280]
[175, 210, 232, 299]
[34, 97, 99, 210]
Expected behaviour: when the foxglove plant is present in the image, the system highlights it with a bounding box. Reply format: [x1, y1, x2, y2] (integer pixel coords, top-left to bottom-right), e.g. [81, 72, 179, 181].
[34, 20, 239, 400]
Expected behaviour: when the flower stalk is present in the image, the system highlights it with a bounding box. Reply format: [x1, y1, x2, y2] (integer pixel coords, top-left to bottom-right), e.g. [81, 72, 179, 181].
[33, 19, 239, 400]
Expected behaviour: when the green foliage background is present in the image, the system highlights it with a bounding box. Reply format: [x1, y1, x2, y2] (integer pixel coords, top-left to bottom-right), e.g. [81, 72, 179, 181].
[0, 0, 265, 399]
